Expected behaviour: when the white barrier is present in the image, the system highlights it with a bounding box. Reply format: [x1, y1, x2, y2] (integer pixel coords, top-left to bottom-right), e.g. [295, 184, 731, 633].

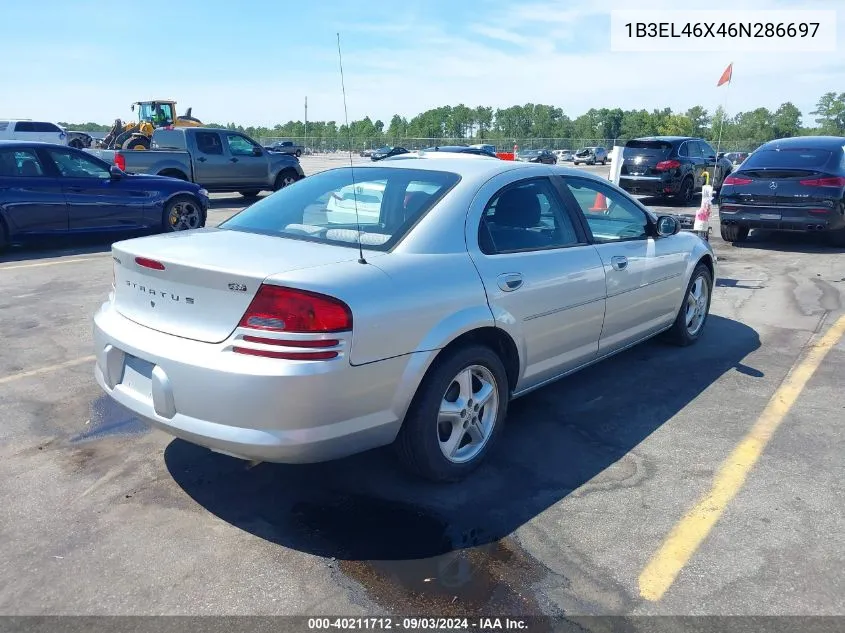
[608, 146, 624, 186]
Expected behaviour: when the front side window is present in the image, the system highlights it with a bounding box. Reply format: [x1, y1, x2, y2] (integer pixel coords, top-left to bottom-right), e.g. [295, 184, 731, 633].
[561, 177, 649, 242]
[226, 134, 259, 156]
[220, 167, 460, 251]
[479, 178, 581, 254]
[47, 149, 110, 179]
[0, 149, 45, 177]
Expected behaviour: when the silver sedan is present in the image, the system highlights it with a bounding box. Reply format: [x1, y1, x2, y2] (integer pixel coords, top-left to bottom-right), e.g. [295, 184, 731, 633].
[93, 154, 716, 482]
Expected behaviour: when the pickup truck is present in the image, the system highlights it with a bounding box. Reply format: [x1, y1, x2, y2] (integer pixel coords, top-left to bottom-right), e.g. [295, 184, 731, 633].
[265, 140, 304, 157]
[86, 127, 305, 197]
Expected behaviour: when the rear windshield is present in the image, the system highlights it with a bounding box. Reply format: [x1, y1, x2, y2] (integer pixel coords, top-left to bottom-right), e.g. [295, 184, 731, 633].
[220, 167, 460, 251]
[741, 148, 835, 170]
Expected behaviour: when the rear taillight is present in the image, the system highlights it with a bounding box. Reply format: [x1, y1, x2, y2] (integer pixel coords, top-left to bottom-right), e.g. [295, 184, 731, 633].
[723, 175, 753, 186]
[654, 160, 681, 171]
[799, 176, 845, 187]
[238, 284, 352, 333]
[135, 257, 165, 270]
[114, 152, 126, 171]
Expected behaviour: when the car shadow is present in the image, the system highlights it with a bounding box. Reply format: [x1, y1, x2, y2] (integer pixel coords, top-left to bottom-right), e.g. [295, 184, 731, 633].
[163, 315, 760, 614]
[0, 237, 115, 264]
[726, 229, 845, 254]
[207, 195, 264, 210]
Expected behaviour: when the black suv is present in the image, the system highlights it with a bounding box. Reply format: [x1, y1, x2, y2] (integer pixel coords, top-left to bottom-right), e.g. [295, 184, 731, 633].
[619, 136, 734, 205]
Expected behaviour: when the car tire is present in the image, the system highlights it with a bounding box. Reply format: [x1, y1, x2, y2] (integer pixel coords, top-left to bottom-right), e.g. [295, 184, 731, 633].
[573, 161, 579, 166]
[602, 159, 607, 165]
[123, 136, 150, 150]
[239, 190, 261, 198]
[274, 169, 300, 191]
[674, 176, 694, 206]
[720, 224, 749, 243]
[162, 195, 204, 232]
[395, 344, 509, 482]
[295, 149, 302, 158]
[664, 263, 713, 347]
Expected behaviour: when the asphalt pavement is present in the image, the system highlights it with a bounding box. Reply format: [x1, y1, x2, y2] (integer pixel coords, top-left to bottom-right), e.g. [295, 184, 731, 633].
[0, 155, 843, 617]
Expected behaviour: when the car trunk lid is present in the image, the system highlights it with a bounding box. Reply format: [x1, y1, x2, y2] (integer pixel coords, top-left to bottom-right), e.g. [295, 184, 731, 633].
[721, 168, 837, 210]
[111, 228, 372, 343]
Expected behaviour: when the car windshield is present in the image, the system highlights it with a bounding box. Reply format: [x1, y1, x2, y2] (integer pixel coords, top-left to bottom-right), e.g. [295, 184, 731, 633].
[219, 167, 460, 251]
[741, 148, 834, 169]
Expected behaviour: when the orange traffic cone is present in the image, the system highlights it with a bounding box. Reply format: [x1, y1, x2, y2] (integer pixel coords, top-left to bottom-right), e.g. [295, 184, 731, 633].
[589, 192, 608, 212]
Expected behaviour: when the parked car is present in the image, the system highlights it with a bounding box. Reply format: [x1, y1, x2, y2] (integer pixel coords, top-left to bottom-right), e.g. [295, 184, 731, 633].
[554, 149, 574, 162]
[470, 144, 497, 155]
[619, 137, 734, 206]
[86, 127, 304, 197]
[518, 149, 557, 164]
[718, 136, 845, 246]
[721, 152, 749, 170]
[573, 147, 608, 166]
[359, 148, 375, 158]
[0, 141, 209, 252]
[0, 119, 67, 145]
[66, 131, 94, 149]
[371, 146, 410, 161]
[422, 145, 498, 158]
[93, 156, 715, 482]
[267, 140, 304, 157]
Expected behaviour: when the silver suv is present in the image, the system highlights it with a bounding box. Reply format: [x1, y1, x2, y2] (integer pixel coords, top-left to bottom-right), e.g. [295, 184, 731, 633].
[573, 146, 608, 165]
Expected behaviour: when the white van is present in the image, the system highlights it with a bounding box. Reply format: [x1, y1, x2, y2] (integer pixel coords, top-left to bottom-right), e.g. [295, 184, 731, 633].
[0, 120, 68, 144]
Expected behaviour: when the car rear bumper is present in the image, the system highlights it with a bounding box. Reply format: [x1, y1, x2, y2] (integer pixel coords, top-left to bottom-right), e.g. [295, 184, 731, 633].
[719, 205, 845, 232]
[619, 175, 673, 196]
[93, 300, 425, 463]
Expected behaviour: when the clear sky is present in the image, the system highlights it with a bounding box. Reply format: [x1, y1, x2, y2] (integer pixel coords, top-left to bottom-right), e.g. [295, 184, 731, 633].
[1, 0, 842, 127]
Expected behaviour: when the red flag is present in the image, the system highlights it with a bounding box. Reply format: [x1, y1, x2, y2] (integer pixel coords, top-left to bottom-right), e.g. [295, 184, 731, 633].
[717, 63, 733, 87]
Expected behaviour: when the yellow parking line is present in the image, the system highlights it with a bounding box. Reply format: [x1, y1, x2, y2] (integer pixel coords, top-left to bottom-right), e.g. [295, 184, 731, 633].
[638, 314, 845, 602]
[0, 255, 109, 270]
[0, 355, 96, 385]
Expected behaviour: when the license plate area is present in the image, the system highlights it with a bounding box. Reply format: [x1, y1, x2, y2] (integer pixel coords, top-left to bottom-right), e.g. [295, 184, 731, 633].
[760, 213, 781, 220]
[121, 355, 154, 400]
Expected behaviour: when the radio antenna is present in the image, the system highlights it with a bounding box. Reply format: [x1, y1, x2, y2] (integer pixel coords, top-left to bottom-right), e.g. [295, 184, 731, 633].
[337, 32, 366, 265]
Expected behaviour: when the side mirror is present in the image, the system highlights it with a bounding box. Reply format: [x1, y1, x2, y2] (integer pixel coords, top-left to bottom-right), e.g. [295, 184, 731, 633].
[717, 152, 725, 159]
[252, 147, 263, 156]
[655, 215, 681, 237]
[109, 165, 123, 179]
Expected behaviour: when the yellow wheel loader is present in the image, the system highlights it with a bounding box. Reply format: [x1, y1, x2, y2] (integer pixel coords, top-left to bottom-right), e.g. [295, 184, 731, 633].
[98, 100, 203, 150]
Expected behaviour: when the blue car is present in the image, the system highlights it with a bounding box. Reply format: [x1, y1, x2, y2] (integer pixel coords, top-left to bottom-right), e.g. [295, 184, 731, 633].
[0, 141, 210, 252]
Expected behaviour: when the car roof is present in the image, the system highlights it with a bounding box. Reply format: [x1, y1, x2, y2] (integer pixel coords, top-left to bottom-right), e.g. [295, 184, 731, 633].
[0, 140, 67, 147]
[757, 136, 845, 151]
[342, 155, 611, 183]
[631, 136, 697, 143]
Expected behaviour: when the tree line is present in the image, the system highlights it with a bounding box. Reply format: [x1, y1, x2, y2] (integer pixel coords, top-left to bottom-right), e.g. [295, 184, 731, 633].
[61, 91, 845, 150]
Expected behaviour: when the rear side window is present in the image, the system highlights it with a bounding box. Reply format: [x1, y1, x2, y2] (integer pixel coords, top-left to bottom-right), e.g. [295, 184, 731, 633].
[686, 142, 703, 158]
[13, 122, 35, 132]
[194, 131, 223, 155]
[0, 149, 45, 177]
[220, 167, 460, 251]
[0, 122, 8, 132]
[742, 148, 833, 169]
[480, 178, 581, 254]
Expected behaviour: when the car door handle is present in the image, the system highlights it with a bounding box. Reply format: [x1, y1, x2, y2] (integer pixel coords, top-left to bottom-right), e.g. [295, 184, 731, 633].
[230, 158, 239, 163]
[610, 256, 628, 271]
[197, 157, 207, 162]
[497, 273, 523, 292]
